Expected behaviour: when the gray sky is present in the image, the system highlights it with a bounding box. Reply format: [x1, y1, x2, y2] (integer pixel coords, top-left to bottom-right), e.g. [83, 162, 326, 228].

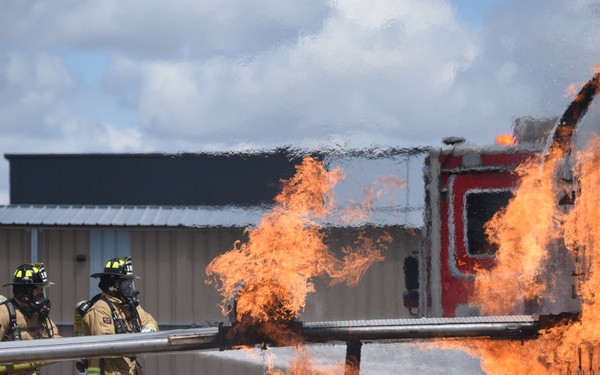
[2, 0, 600, 204]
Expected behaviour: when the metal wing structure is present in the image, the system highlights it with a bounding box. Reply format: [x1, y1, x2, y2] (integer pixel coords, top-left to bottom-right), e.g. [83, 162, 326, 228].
[0, 315, 558, 374]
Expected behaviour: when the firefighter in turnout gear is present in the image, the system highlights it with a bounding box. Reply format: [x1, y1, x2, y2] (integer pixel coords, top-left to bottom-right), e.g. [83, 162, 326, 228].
[0, 263, 60, 374]
[81, 257, 158, 375]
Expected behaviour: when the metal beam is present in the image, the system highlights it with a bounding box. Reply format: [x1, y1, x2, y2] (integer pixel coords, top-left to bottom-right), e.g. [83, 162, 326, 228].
[0, 315, 547, 365]
[302, 315, 540, 342]
[0, 328, 221, 364]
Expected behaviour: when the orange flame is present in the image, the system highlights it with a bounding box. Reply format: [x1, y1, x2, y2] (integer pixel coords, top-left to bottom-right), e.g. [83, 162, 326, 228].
[563, 64, 600, 99]
[563, 83, 579, 98]
[205, 155, 394, 374]
[206, 156, 388, 324]
[495, 133, 517, 146]
[435, 136, 600, 373]
[471, 154, 558, 315]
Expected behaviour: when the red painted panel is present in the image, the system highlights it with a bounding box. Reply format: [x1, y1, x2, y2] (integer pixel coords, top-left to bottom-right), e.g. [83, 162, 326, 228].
[440, 171, 520, 316]
[439, 154, 462, 169]
[481, 152, 537, 167]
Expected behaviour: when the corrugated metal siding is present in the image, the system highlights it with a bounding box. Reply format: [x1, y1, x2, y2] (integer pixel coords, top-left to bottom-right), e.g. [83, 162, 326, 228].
[0, 225, 419, 375]
[37, 230, 91, 325]
[131, 228, 244, 324]
[0, 205, 416, 228]
[89, 230, 132, 297]
[35, 229, 90, 375]
[301, 227, 417, 321]
[0, 229, 30, 296]
[0, 205, 266, 228]
[129, 226, 418, 375]
[131, 228, 246, 375]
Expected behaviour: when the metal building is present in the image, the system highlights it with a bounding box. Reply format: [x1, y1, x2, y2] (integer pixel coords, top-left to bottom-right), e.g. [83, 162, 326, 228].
[0, 149, 425, 374]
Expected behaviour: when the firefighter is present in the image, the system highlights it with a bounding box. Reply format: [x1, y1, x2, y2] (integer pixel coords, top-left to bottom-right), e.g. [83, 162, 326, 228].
[81, 256, 158, 375]
[0, 263, 60, 374]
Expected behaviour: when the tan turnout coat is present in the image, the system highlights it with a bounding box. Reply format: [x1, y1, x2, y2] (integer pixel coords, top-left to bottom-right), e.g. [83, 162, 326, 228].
[0, 299, 60, 375]
[82, 293, 158, 375]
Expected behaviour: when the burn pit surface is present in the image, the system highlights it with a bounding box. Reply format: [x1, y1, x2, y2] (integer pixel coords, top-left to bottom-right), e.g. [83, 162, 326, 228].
[198, 341, 485, 375]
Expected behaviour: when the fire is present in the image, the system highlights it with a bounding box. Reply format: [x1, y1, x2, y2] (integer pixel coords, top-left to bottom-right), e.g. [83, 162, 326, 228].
[495, 133, 517, 146]
[564, 83, 579, 98]
[206, 155, 391, 374]
[564, 65, 600, 99]
[435, 136, 600, 374]
[429, 66, 600, 373]
[471, 153, 559, 315]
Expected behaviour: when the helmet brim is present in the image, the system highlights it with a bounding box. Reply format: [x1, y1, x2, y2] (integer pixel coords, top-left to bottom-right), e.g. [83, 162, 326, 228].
[90, 272, 140, 279]
[2, 281, 55, 287]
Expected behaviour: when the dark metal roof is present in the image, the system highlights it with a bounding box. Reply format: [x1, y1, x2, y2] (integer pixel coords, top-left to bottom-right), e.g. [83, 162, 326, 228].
[5, 150, 305, 206]
[3, 148, 430, 228]
[4, 147, 430, 207]
[0, 205, 267, 228]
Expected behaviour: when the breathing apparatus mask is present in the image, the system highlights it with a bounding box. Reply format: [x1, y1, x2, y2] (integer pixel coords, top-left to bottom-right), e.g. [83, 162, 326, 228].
[119, 279, 136, 299]
[118, 278, 140, 306]
[93, 257, 141, 305]
[99, 276, 139, 305]
[14, 285, 52, 318]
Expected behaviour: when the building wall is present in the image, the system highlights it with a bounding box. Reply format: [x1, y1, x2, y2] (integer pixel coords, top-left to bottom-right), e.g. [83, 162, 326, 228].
[131, 228, 246, 326]
[0, 229, 30, 291]
[302, 226, 419, 321]
[0, 226, 419, 375]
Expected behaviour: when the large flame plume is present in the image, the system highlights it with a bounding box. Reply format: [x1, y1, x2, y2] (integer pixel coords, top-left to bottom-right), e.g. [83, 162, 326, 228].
[206, 156, 388, 325]
[439, 136, 600, 374]
[471, 153, 559, 315]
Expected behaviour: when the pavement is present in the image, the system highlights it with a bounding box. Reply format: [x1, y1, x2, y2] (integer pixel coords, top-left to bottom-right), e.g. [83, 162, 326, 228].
[198, 341, 485, 374]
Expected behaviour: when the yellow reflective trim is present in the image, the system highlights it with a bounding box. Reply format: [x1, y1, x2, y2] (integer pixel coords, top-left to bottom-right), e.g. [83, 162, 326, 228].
[32, 267, 39, 273]
[15, 270, 21, 278]
[25, 270, 33, 278]
[87, 367, 111, 375]
[144, 324, 158, 331]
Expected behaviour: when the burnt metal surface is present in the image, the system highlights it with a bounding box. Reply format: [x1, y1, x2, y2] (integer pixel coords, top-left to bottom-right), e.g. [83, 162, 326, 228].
[549, 72, 600, 157]
[302, 315, 541, 342]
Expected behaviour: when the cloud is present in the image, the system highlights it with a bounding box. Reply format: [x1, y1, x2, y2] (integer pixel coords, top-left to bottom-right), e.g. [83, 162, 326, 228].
[118, 0, 483, 148]
[0, 52, 76, 135]
[0, 0, 329, 57]
[2, 0, 600, 205]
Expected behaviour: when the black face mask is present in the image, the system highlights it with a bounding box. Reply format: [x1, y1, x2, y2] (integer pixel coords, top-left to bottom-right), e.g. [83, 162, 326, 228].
[31, 288, 46, 307]
[99, 277, 138, 305]
[119, 279, 136, 299]
[30, 287, 52, 318]
[15, 286, 51, 317]
[38, 299, 51, 320]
